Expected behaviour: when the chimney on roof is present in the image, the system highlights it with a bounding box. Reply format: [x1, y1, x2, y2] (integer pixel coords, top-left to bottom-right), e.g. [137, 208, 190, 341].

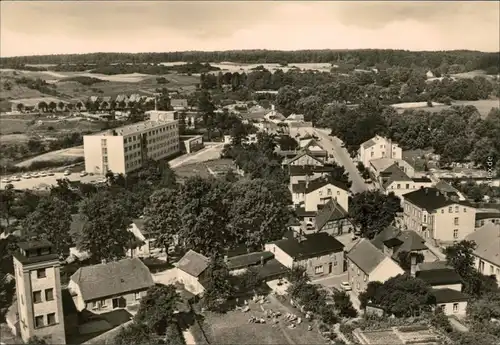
[444, 192, 449, 200]
[260, 256, 265, 266]
[101, 259, 106, 264]
[410, 254, 417, 278]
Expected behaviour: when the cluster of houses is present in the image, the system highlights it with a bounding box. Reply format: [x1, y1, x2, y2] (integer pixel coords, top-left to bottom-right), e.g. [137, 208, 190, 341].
[6, 129, 500, 344]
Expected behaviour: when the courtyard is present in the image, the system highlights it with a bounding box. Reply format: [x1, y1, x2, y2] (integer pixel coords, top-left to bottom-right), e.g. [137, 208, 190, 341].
[194, 298, 328, 345]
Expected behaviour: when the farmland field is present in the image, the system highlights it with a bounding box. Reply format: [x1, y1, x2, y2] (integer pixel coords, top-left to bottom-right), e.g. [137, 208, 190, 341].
[392, 99, 499, 118]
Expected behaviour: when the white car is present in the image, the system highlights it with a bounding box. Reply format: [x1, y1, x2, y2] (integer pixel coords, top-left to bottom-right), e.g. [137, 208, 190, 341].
[39, 172, 47, 177]
[340, 282, 352, 291]
[80, 171, 88, 177]
[64, 170, 71, 176]
[22, 174, 31, 179]
[12, 176, 22, 181]
[47, 171, 55, 176]
[1, 178, 11, 184]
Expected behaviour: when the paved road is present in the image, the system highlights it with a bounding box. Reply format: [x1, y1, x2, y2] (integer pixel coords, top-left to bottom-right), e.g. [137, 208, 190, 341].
[310, 128, 369, 194]
[170, 143, 224, 168]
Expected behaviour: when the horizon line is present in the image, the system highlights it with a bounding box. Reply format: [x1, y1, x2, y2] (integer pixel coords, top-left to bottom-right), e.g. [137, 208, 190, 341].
[2, 48, 500, 59]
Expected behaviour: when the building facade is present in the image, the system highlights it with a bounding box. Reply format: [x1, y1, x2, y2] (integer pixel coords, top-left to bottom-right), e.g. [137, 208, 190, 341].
[403, 188, 476, 242]
[358, 135, 403, 168]
[265, 233, 345, 278]
[83, 117, 179, 175]
[13, 241, 66, 344]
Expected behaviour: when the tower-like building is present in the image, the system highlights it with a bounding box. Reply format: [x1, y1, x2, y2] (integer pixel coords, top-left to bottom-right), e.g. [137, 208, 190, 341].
[13, 240, 66, 344]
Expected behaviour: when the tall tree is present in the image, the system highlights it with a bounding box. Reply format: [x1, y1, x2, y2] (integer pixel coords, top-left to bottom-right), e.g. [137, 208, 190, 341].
[72, 190, 134, 262]
[135, 284, 180, 335]
[349, 191, 401, 238]
[201, 256, 234, 312]
[143, 188, 180, 261]
[22, 196, 73, 257]
[113, 322, 158, 345]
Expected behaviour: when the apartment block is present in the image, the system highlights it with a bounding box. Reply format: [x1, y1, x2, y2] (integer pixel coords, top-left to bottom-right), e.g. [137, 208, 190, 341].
[402, 187, 476, 243]
[358, 135, 403, 168]
[83, 117, 179, 175]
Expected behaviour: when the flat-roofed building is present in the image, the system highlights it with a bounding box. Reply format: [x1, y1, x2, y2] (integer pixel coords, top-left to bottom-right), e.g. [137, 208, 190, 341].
[83, 118, 179, 175]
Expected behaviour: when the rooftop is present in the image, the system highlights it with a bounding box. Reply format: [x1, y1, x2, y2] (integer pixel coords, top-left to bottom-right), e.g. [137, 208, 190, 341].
[70, 258, 154, 301]
[291, 177, 349, 194]
[383, 165, 412, 188]
[475, 212, 500, 221]
[403, 187, 468, 212]
[415, 268, 463, 286]
[466, 223, 500, 266]
[346, 239, 389, 274]
[370, 158, 400, 173]
[270, 232, 344, 260]
[91, 119, 177, 137]
[432, 288, 469, 303]
[412, 177, 432, 183]
[315, 199, 349, 231]
[372, 226, 427, 258]
[226, 251, 274, 271]
[176, 250, 210, 277]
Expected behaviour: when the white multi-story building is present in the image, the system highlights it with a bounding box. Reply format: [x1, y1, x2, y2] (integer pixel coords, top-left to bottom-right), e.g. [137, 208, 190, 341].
[358, 135, 403, 168]
[83, 115, 179, 175]
[13, 240, 66, 344]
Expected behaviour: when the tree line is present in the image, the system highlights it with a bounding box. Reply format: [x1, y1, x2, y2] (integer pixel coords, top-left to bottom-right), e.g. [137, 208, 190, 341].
[2, 49, 498, 73]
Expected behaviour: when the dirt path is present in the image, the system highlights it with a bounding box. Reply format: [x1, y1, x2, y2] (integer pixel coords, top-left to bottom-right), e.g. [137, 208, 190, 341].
[183, 329, 197, 345]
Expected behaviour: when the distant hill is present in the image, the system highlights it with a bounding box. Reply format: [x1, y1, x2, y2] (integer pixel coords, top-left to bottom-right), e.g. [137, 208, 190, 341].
[1, 49, 499, 73]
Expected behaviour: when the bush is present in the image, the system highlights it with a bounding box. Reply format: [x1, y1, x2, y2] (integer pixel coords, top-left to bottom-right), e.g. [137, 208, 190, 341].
[165, 323, 186, 345]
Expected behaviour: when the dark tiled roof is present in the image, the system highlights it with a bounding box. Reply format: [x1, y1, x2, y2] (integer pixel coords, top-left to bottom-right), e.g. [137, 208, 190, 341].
[286, 151, 325, 165]
[404, 187, 463, 212]
[227, 251, 274, 270]
[315, 199, 349, 231]
[288, 165, 335, 176]
[295, 206, 317, 217]
[412, 177, 432, 183]
[475, 212, 500, 221]
[433, 288, 469, 303]
[383, 237, 404, 248]
[271, 233, 344, 260]
[346, 239, 387, 274]
[254, 258, 289, 280]
[466, 223, 500, 266]
[372, 226, 428, 257]
[434, 180, 461, 194]
[70, 258, 154, 301]
[415, 268, 463, 286]
[176, 250, 210, 277]
[383, 165, 412, 188]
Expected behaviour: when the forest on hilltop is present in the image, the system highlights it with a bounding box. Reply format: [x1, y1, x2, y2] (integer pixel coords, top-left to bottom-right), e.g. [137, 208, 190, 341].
[1, 49, 499, 73]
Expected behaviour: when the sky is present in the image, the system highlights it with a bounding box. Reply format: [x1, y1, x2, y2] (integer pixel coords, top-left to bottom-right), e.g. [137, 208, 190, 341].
[1, 1, 499, 57]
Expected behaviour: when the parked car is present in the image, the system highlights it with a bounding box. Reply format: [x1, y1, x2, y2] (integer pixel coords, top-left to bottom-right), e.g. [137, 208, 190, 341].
[39, 172, 47, 177]
[80, 171, 88, 177]
[64, 170, 71, 176]
[47, 171, 55, 176]
[22, 174, 31, 179]
[12, 176, 22, 181]
[340, 282, 352, 291]
[1, 178, 11, 184]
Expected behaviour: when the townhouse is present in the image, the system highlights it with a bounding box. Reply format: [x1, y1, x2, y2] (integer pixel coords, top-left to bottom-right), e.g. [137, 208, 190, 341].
[369, 158, 416, 182]
[402, 187, 476, 242]
[466, 223, 500, 286]
[265, 232, 345, 277]
[413, 261, 468, 316]
[358, 135, 403, 168]
[313, 199, 355, 235]
[290, 178, 349, 213]
[346, 239, 405, 296]
[68, 258, 154, 313]
[381, 166, 433, 200]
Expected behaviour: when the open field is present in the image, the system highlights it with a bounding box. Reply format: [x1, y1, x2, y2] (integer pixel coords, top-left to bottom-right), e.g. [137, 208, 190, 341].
[0, 69, 199, 101]
[0, 116, 108, 136]
[159, 61, 333, 74]
[392, 99, 499, 118]
[197, 299, 326, 345]
[173, 158, 235, 181]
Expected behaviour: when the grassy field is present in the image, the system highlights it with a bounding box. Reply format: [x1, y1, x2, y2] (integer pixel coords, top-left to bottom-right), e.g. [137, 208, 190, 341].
[0, 115, 108, 136]
[0, 69, 200, 102]
[392, 99, 499, 118]
[196, 299, 326, 345]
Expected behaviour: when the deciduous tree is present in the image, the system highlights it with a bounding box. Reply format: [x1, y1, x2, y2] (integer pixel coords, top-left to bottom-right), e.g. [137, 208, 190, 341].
[135, 284, 180, 335]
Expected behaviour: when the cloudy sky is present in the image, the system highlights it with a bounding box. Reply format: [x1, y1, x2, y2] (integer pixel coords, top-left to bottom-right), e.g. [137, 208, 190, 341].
[1, 1, 499, 57]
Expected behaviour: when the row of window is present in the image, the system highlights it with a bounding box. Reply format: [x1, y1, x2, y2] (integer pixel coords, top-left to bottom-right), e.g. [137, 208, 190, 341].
[314, 261, 338, 274]
[439, 303, 460, 313]
[33, 288, 54, 303]
[318, 189, 341, 197]
[123, 125, 178, 144]
[478, 260, 500, 277]
[34, 313, 56, 328]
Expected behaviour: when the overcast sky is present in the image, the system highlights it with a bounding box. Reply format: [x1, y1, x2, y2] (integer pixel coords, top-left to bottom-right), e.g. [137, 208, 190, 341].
[1, 1, 499, 57]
